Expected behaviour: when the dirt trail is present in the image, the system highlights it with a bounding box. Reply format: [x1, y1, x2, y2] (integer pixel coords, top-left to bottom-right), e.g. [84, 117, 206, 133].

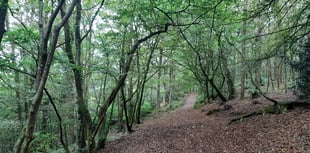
[101, 93, 310, 153]
[180, 93, 197, 110]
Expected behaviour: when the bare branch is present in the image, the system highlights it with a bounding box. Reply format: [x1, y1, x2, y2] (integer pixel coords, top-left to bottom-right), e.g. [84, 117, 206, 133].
[89, 23, 172, 152]
[44, 89, 70, 153]
[43, 0, 66, 50]
[7, 7, 39, 47]
[81, 0, 105, 41]
[241, 22, 310, 42]
[1, 64, 35, 78]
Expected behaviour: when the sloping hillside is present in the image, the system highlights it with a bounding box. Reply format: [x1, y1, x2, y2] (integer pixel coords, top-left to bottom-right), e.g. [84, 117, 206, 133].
[101, 93, 310, 153]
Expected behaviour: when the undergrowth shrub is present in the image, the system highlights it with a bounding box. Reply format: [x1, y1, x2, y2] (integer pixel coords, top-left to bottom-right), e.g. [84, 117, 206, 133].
[290, 38, 310, 101]
[194, 94, 207, 109]
[141, 102, 152, 117]
[30, 132, 58, 153]
[168, 100, 183, 110]
[0, 120, 19, 153]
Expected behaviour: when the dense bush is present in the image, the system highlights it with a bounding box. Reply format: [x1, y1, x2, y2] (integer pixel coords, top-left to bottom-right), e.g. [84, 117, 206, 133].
[30, 132, 58, 153]
[194, 94, 207, 109]
[290, 38, 310, 101]
[141, 102, 153, 116]
[0, 120, 19, 153]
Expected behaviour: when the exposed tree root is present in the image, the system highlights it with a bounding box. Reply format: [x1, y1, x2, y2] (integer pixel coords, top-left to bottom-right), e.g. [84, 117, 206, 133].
[284, 101, 310, 109]
[205, 105, 233, 115]
[228, 110, 263, 125]
[228, 101, 310, 125]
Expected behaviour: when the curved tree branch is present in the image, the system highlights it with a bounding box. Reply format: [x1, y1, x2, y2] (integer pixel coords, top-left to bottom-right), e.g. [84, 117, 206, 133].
[89, 23, 172, 152]
[81, 0, 105, 41]
[43, 89, 70, 153]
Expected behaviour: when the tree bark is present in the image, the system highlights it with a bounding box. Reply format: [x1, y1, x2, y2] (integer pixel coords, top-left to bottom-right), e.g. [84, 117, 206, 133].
[221, 57, 235, 100]
[13, 1, 77, 152]
[61, 1, 92, 151]
[240, 2, 248, 100]
[266, 59, 271, 92]
[8, 22, 23, 124]
[74, 1, 93, 151]
[0, 0, 8, 45]
[218, 32, 235, 100]
[121, 86, 133, 133]
[167, 58, 175, 104]
[136, 44, 155, 124]
[96, 101, 115, 150]
[157, 48, 163, 108]
[89, 23, 171, 152]
[117, 96, 124, 131]
[127, 76, 135, 126]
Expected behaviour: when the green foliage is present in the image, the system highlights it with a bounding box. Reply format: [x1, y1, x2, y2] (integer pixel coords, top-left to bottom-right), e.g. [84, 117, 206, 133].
[159, 100, 183, 112]
[155, 100, 183, 113]
[0, 108, 13, 119]
[0, 87, 19, 120]
[264, 103, 289, 114]
[106, 132, 125, 142]
[264, 105, 281, 114]
[248, 88, 260, 96]
[30, 132, 58, 153]
[168, 101, 183, 110]
[194, 94, 207, 109]
[0, 120, 19, 153]
[0, 0, 308, 152]
[49, 149, 67, 153]
[140, 102, 153, 117]
[174, 68, 198, 92]
[290, 39, 310, 101]
[4, 27, 39, 44]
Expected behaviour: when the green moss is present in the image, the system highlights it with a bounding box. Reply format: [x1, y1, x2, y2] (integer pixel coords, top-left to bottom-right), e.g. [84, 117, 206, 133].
[264, 105, 280, 114]
[263, 103, 289, 114]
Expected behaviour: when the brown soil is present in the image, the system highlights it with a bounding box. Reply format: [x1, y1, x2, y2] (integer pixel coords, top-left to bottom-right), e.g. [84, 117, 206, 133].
[100, 92, 310, 153]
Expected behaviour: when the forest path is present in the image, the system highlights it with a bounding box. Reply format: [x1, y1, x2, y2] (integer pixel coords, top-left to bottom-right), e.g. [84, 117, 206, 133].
[101, 93, 310, 153]
[180, 93, 197, 110]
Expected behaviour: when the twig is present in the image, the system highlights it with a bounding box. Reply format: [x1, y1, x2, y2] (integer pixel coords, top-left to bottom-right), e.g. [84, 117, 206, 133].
[44, 89, 70, 153]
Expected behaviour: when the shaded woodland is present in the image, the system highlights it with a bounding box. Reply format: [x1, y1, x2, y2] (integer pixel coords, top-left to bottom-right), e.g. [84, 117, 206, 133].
[0, 0, 309, 153]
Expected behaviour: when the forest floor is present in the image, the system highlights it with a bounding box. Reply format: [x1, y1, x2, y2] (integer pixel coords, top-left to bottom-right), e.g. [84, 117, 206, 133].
[100, 92, 310, 153]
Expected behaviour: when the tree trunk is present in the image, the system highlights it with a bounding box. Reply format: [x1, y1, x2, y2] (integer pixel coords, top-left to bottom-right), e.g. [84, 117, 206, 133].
[218, 33, 235, 100]
[157, 48, 163, 108]
[117, 96, 124, 131]
[127, 76, 134, 125]
[0, 0, 8, 45]
[61, 1, 92, 151]
[23, 71, 31, 120]
[89, 24, 171, 152]
[13, 1, 77, 152]
[136, 45, 155, 124]
[96, 62, 111, 148]
[208, 78, 227, 102]
[267, 59, 272, 92]
[15, 63, 22, 125]
[167, 65, 174, 104]
[74, 1, 92, 151]
[96, 101, 115, 150]
[10, 29, 23, 124]
[240, 2, 248, 100]
[121, 86, 133, 133]
[41, 100, 49, 131]
[222, 59, 235, 100]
